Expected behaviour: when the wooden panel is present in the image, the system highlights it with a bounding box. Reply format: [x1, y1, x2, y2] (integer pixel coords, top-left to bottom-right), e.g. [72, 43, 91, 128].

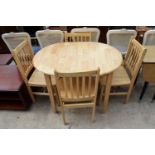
[143, 64, 155, 83]
[0, 65, 23, 91]
[0, 65, 32, 110]
[144, 46, 155, 63]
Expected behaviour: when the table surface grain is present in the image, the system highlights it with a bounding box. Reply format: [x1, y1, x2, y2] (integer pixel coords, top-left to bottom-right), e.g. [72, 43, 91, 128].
[33, 42, 122, 75]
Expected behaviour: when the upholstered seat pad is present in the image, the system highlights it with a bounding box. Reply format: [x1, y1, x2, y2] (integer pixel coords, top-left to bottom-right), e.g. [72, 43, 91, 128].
[28, 69, 56, 86]
[111, 66, 131, 86]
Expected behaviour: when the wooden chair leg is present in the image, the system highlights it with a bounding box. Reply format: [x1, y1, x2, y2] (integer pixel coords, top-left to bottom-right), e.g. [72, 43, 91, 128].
[27, 85, 35, 103]
[103, 73, 113, 113]
[92, 104, 96, 122]
[61, 106, 67, 125]
[124, 84, 134, 104]
[44, 74, 58, 113]
[99, 84, 104, 104]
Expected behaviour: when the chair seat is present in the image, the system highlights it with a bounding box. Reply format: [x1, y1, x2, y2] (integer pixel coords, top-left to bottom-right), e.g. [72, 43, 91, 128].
[28, 69, 56, 86]
[111, 66, 131, 86]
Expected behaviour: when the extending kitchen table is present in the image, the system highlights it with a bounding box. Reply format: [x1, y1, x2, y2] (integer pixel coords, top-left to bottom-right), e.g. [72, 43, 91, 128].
[33, 42, 122, 112]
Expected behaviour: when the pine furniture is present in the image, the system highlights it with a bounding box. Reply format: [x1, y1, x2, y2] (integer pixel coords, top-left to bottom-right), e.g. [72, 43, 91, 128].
[100, 39, 146, 110]
[139, 45, 155, 100]
[12, 40, 58, 112]
[33, 42, 122, 113]
[53, 69, 100, 124]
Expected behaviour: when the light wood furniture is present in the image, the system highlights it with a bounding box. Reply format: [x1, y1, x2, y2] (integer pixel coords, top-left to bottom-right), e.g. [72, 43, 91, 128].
[64, 32, 91, 42]
[139, 46, 155, 100]
[49, 69, 99, 124]
[0, 54, 12, 65]
[100, 39, 146, 107]
[0, 65, 32, 110]
[71, 27, 100, 42]
[12, 40, 58, 112]
[33, 42, 122, 113]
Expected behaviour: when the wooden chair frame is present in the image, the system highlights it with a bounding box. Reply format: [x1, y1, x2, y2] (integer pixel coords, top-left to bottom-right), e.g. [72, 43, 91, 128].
[64, 32, 91, 42]
[12, 40, 57, 112]
[71, 27, 100, 42]
[100, 38, 146, 105]
[53, 69, 100, 124]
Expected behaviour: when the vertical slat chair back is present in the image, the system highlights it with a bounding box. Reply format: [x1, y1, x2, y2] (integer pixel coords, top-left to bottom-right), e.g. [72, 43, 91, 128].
[71, 27, 100, 42]
[12, 40, 34, 83]
[55, 69, 100, 102]
[124, 39, 146, 80]
[64, 32, 91, 42]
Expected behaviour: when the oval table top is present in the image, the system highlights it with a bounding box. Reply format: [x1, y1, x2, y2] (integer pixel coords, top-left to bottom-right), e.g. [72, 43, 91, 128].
[33, 42, 122, 75]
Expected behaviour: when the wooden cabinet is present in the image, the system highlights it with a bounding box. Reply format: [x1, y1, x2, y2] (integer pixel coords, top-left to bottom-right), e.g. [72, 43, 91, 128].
[0, 65, 32, 110]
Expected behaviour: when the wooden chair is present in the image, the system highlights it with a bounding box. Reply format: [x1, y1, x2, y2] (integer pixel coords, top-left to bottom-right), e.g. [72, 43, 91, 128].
[47, 69, 100, 124]
[100, 38, 146, 104]
[71, 27, 100, 42]
[12, 40, 57, 112]
[64, 32, 91, 42]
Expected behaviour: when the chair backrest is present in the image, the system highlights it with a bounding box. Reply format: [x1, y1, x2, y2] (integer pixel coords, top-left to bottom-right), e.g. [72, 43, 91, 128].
[143, 30, 155, 45]
[107, 29, 137, 54]
[64, 32, 91, 42]
[2, 32, 31, 52]
[71, 27, 100, 42]
[36, 29, 64, 48]
[12, 40, 34, 83]
[124, 38, 146, 80]
[55, 69, 100, 102]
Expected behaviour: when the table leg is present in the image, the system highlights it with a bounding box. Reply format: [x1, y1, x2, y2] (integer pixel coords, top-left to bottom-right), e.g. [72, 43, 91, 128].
[44, 74, 58, 113]
[103, 73, 113, 113]
[139, 81, 149, 100]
